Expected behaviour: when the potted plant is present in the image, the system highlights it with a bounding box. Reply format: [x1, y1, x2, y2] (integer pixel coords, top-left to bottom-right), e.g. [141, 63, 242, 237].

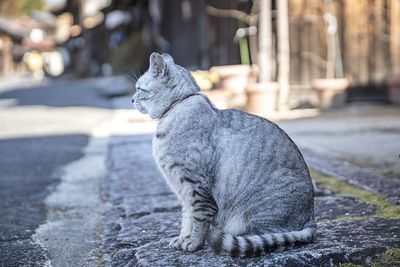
[209, 64, 253, 108]
[246, 79, 279, 116]
[312, 0, 349, 109]
[191, 69, 230, 109]
[384, 75, 400, 105]
[205, 3, 272, 111]
[312, 78, 349, 109]
[205, 1, 287, 115]
[245, 0, 280, 117]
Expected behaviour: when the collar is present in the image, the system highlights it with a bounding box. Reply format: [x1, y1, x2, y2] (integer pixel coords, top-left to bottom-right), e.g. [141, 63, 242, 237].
[159, 93, 199, 119]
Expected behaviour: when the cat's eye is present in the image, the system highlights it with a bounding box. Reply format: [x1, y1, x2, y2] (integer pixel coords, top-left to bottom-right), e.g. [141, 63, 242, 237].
[136, 87, 148, 92]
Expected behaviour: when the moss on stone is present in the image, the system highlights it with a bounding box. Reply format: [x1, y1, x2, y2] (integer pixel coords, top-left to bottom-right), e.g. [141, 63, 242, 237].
[332, 248, 400, 267]
[380, 171, 400, 180]
[371, 248, 400, 267]
[335, 263, 363, 267]
[310, 169, 400, 220]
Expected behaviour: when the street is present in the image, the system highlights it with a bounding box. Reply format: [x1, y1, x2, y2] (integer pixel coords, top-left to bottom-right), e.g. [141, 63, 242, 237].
[0, 76, 113, 266]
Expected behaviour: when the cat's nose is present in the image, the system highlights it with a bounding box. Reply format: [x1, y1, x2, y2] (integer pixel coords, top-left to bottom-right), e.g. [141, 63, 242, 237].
[131, 97, 135, 104]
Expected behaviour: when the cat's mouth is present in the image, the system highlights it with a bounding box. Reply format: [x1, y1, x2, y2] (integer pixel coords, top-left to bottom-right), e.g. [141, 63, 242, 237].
[134, 102, 148, 114]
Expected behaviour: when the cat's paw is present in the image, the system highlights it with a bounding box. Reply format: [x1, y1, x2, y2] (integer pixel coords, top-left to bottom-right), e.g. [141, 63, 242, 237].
[181, 238, 203, 252]
[169, 236, 184, 250]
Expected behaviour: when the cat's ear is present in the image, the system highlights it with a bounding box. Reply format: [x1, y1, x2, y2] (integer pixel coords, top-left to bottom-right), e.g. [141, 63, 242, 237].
[149, 52, 167, 76]
[161, 53, 174, 65]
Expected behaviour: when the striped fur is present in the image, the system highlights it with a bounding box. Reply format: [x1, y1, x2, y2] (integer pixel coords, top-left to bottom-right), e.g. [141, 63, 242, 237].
[132, 52, 317, 256]
[209, 227, 316, 257]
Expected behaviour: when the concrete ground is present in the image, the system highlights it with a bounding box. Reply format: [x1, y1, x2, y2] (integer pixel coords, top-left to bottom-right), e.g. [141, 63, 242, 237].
[277, 104, 400, 180]
[103, 97, 400, 266]
[0, 75, 113, 266]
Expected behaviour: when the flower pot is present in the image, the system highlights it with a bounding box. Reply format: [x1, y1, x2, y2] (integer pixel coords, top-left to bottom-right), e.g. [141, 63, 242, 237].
[312, 78, 349, 109]
[246, 82, 279, 117]
[384, 75, 400, 105]
[210, 64, 254, 95]
[202, 88, 230, 109]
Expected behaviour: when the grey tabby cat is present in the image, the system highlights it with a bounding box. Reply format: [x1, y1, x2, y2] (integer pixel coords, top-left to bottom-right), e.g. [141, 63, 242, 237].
[132, 52, 316, 257]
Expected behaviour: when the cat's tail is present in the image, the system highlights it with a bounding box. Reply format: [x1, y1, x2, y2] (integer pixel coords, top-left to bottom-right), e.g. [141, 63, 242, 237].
[208, 226, 316, 257]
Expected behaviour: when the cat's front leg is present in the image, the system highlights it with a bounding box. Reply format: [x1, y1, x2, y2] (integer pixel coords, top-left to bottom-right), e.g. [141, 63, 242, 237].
[169, 204, 192, 250]
[180, 218, 210, 252]
[180, 185, 218, 252]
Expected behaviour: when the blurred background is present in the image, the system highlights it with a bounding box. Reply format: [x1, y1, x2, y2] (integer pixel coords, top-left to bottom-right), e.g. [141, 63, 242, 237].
[1, 1, 400, 265]
[1, 0, 400, 111]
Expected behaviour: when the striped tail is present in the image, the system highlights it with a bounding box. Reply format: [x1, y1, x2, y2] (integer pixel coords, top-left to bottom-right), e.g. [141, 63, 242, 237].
[209, 227, 316, 257]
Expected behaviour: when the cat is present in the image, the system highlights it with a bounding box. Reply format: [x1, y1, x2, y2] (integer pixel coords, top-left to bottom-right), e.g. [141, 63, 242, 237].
[132, 52, 316, 257]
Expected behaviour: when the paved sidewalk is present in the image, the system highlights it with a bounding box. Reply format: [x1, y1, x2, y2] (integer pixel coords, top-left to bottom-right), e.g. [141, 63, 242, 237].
[103, 103, 400, 266]
[277, 104, 400, 179]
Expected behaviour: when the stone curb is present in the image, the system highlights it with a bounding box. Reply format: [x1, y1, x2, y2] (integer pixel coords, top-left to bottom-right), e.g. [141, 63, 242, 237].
[303, 150, 400, 205]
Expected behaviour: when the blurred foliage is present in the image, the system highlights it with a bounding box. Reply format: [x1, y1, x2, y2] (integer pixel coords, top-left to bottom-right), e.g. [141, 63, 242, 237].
[0, 0, 44, 16]
[18, 0, 45, 15]
[191, 70, 219, 91]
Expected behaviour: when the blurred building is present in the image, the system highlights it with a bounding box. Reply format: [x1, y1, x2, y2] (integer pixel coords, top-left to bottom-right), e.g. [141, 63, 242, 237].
[1, 0, 400, 103]
[50, 0, 244, 76]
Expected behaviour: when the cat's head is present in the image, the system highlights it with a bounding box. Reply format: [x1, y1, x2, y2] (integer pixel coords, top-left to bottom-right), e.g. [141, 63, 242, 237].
[132, 52, 200, 119]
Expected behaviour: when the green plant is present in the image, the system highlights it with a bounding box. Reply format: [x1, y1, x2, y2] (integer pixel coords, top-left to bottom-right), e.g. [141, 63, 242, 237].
[191, 70, 219, 91]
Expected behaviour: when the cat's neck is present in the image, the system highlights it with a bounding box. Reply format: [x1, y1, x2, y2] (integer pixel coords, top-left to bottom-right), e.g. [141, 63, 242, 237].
[160, 93, 198, 119]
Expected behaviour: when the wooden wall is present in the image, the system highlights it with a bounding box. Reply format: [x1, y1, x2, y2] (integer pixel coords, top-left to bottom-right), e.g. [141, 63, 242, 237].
[160, 0, 400, 87]
[289, 0, 400, 86]
[161, 0, 241, 69]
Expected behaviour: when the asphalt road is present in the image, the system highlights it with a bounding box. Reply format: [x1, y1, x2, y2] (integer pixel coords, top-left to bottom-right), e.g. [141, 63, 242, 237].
[0, 77, 112, 266]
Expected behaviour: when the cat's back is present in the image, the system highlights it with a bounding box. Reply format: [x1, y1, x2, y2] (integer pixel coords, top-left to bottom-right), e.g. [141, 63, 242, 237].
[214, 108, 308, 173]
[217, 108, 274, 134]
[216, 108, 291, 147]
